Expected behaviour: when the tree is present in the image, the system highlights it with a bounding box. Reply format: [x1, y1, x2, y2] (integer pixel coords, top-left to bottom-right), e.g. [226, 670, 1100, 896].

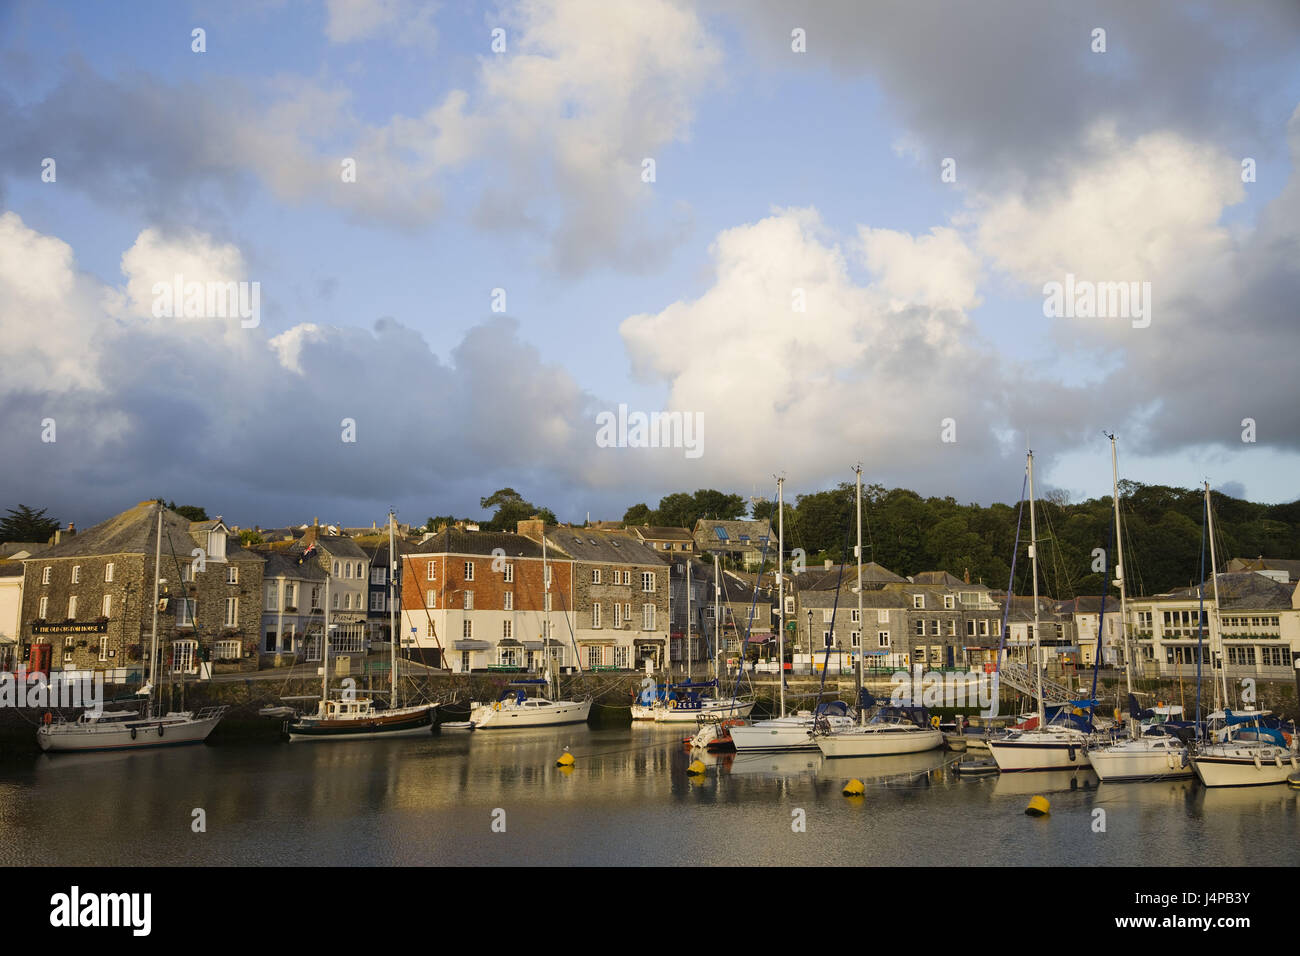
[0, 505, 60, 542]
[479, 489, 556, 532]
[622, 503, 652, 526]
[157, 499, 208, 521]
[239, 529, 265, 546]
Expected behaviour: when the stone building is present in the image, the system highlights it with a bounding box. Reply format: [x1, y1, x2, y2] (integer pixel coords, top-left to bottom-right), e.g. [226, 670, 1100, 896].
[259, 551, 328, 658]
[19, 501, 264, 678]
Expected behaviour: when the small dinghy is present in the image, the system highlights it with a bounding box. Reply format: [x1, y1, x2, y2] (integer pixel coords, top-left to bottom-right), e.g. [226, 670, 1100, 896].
[440, 721, 476, 732]
[954, 758, 1000, 777]
[258, 705, 296, 719]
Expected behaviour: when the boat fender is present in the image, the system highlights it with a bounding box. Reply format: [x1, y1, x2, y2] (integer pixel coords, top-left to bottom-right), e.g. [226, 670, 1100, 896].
[1276, 755, 1284, 769]
[1067, 745, 1076, 762]
[493, 701, 501, 711]
[1253, 752, 1262, 770]
[130, 727, 137, 740]
[158, 725, 165, 738]
[43, 711, 52, 725]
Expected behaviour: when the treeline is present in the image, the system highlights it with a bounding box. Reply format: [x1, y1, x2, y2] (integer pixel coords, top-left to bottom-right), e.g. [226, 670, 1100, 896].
[627, 483, 1300, 599]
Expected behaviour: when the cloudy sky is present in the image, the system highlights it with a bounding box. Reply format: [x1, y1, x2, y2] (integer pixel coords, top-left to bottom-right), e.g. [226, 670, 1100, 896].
[2, 0, 1298, 531]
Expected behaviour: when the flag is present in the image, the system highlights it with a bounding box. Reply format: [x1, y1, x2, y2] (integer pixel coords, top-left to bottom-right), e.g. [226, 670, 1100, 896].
[296, 543, 317, 566]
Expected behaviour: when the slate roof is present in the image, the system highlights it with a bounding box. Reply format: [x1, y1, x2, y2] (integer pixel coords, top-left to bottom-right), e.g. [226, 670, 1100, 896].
[544, 528, 664, 566]
[296, 529, 367, 561]
[1157, 572, 1294, 610]
[261, 551, 328, 581]
[25, 500, 263, 564]
[693, 519, 773, 548]
[0, 562, 24, 577]
[414, 529, 547, 559]
[1223, 557, 1300, 581]
[799, 561, 909, 590]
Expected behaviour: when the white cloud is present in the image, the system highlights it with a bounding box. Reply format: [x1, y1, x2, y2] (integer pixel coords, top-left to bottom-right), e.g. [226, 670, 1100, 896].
[324, 0, 438, 47]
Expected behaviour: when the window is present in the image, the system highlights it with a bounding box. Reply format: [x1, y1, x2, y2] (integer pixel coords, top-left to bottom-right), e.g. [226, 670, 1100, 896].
[785, 596, 796, 615]
[624, 602, 632, 624]
[463, 591, 473, 611]
[850, 630, 861, 648]
[980, 620, 990, 637]
[822, 630, 832, 647]
[947, 621, 956, 637]
[214, 639, 242, 660]
[504, 563, 514, 583]
[503, 620, 512, 639]
[591, 569, 601, 584]
[343, 593, 352, 610]
[943, 594, 955, 609]
[42, 567, 51, 585]
[71, 565, 80, 584]
[371, 567, 386, 585]
[878, 631, 890, 648]
[104, 563, 114, 583]
[98, 635, 109, 661]
[592, 603, 602, 627]
[221, 598, 237, 627]
[226, 567, 238, 584]
[587, 645, 603, 668]
[344, 562, 352, 579]
[426, 590, 436, 608]
[504, 592, 513, 611]
[929, 619, 940, 636]
[967, 619, 976, 636]
[310, 587, 321, 609]
[181, 563, 195, 583]
[1261, 646, 1287, 667]
[850, 608, 861, 623]
[171, 639, 198, 673]
[462, 620, 473, 639]
[370, 592, 386, 612]
[207, 531, 226, 562]
[641, 572, 655, 592]
[333, 560, 340, 576]
[427, 561, 436, 581]
[64, 637, 74, 663]
[613, 603, 622, 627]
[177, 599, 196, 627]
[464, 562, 475, 581]
[614, 645, 629, 668]
[427, 621, 436, 638]
[285, 583, 295, 608]
[356, 562, 363, 578]
[39, 596, 48, 619]
[913, 594, 924, 609]
[877, 609, 889, 623]
[642, 604, 656, 630]
[914, 620, 925, 637]
[1227, 645, 1255, 666]
[333, 591, 340, 609]
[67, 596, 77, 619]
[101, 594, 112, 618]
[822, 609, 834, 624]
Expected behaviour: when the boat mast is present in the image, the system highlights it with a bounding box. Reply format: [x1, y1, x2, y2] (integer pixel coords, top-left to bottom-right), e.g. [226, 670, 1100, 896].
[389, 510, 398, 708]
[1028, 451, 1045, 730]
[686, 559, 693, 680]
[776, 476, 785, 719]
[1204, 482, 1229, 714]
[148, 506, 163, 718]
[855, 465, 864, 721]
[1108, 434, 1133, 726]
[322, 572, 331, 713]
[714, 553, 721, 693]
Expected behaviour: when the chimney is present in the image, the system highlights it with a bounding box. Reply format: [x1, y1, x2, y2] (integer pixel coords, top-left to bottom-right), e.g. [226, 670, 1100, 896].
[67, 521, 75, 535]
[964, 567, 970, 584]
[517, 518, 545, 542]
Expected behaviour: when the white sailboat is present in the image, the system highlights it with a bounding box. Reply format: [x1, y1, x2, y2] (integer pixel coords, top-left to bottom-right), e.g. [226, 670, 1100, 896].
[288, 512, 437, 740]
[469, 527, 592, 729]
[812, 467, 941, 759]
[37, 505, 227, 753]
[1087, 434, 1193, 782]
[1189, 482, 1299, 786]
[988, 451, 1091, 772]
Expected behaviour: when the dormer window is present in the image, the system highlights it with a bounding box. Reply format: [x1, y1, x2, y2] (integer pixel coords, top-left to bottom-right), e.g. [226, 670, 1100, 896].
[207, 530, 227, 562]
[913, 594, 924, 609]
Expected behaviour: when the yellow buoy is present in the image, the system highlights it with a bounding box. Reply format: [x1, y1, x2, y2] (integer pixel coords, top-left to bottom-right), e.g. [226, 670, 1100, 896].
[842, 778, 865, 796]
[1025, 795, 1050, 816]
[687, 759, 707, 775]
[556, 747, 575, 767]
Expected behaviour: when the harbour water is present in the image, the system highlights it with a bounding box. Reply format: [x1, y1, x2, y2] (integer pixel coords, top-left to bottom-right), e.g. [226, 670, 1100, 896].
[2, 726, 1297, 866]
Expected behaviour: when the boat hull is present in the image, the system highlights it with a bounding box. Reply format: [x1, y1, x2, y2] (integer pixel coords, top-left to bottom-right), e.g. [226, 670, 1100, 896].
[288, 705, 436, 740]
[37, 712, 225, 753]
[1087, 739, 1193, 782]
[652, 699, 755, 724]
[1192, 745, 1299, 788]
[987, 731, 1091, 772]
[731, 716, 854, 752]
[816, 727, 943, 758]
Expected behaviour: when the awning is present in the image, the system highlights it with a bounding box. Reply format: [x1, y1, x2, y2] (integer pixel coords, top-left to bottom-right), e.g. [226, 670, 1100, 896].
[633, 637, 665, 644]
[523, 641, 544, 650]
[453, 640, 492, 651]
[579, 638, 617, 645]
[497, 639, 523, 647]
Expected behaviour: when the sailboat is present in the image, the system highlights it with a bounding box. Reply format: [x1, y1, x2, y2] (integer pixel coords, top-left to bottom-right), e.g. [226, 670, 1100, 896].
[469, 526, 592, 729]
[813, 466, 942, 759]
[987, 451, 1092, 772]
[1087, 434, 1194, 782]
[37, 505, 227, 752]
[1189, 482, 1299, 786]
[288, 512, 437, 740]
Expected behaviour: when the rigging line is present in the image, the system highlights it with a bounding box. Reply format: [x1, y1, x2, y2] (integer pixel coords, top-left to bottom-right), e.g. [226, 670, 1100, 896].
[991, 471, 1029, 707]
[810, 501, 857, 718]
[724, 504, 775, 705]
[1086, 503, 1118, 729]
[1196, 493, 1207, 732]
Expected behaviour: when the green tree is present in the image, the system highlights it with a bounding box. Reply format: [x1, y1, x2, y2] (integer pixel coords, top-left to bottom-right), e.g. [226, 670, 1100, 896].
[0, 505, 61, 542]
[157, 499, 208, 522]
[238, 529, 265, 546]
[622, 503, 653, 526]
[479, 489, 557, 532]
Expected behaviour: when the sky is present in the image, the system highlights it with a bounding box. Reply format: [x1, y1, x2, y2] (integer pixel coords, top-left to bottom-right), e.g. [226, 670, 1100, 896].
[1, 0, 1299, 532]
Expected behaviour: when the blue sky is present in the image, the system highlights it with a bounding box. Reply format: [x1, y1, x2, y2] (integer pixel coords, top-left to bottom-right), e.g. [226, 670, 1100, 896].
[2, 0, 1299, 530]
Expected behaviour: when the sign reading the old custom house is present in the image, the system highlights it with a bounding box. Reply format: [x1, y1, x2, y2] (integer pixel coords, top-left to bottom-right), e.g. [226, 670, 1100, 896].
[31, 622, 109, 635]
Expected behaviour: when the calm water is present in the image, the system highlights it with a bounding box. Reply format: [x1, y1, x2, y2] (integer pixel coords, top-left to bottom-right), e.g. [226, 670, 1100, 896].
[1, 726, 1297, 866]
